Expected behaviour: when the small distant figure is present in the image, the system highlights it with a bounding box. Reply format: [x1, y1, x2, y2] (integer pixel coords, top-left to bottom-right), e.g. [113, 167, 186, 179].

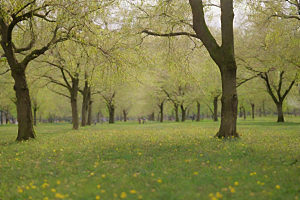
[138, 118, 141, 124]
[192, 115, 196, 122]
[94, 120, 97, 125]
[142, 117, 146, 124]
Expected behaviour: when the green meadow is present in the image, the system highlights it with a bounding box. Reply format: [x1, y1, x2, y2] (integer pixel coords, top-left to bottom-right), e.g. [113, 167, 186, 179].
[0, 117, 300, 200]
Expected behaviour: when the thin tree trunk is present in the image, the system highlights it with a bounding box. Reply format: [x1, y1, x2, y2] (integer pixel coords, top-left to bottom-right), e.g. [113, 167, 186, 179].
[196, 101, 200, 121]
[251, 103, 255, 119]
[13, 71, 35, 140]
[277, 102, 284, 122]
[239, 107, 242, 117]
[81, 88, 89, 126]
[243, 107, 246, 120]
[0, 110, 3, 125]
[258, 107, 262, 117]
[33, 108, 37, 126]
[213, 96, 218, 121]
[262, 100, 266, 116]
[71, 94, 79, 129]
[123, 109, 127, 122]
[174, 104, 179, 122]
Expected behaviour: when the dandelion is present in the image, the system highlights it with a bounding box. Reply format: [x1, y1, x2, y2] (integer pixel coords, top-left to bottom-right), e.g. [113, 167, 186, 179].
[138, 195, 143, 199]
[157, 179, 162, 183]
[101, 190, 105, 193]
[193, 172, 198, 175]
[138, 153, 142, 155]
[57, 180, 61, 185]
[230, 188, 236, 193]
[31, 186, 36, 189]
[209, 193, 214, 197]
[113, 194, 118, 198]
[151, 173, 155, 176]
[120, 192, 127, 199]
[102, 174, 106, 178]
[234, 182, 238, 186]
[276, 185, 280, 189]
[17, 188, 23, 193]
[51, 188, 56, 193]
[97, 185, 101, 189]
[216, 192, 223, 198]
[43, 197, 49, 200]
[218, 166, 222, 169]
[55, 193, 65, 199]
[130, 190, 137, 194]
[90, 172, 95, 176]
[257, 181, 261, 185]
[95, 195, 100, 200]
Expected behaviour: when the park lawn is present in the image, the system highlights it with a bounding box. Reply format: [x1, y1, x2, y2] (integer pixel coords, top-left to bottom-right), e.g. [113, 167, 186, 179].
[0, 117, 300, 200]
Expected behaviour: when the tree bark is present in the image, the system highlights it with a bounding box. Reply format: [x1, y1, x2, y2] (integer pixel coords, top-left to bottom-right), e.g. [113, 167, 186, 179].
[12, 70, 35, 140]
[217, 66, 238, 138]
[196, 101, 200, 121]
[108, 104, 115, 124]
[174, 104, 179, 122]
[87, 100, 92, 125]
[158, 102, 164, 123]
[251, 103, 255, 119]
[180, 104, 186, 122]
[213, 96, 218, 121]
[0, 110, 3, 125]
[277, 102, 284, 122]
[70, 78, 79, 130]
[123, 109, 127, 122]
[243, 106, 246, 120]
[33, 108, 37, 126]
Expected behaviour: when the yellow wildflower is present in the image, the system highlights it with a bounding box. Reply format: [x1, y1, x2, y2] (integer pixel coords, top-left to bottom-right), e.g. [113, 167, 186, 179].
[120, 192, 127, 199]
[130, 190, 137, 194]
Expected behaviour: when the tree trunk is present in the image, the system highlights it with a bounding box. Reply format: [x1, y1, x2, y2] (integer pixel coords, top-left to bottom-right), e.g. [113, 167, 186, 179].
[12, 70, 35, 140]
[258, 107, 262, 117]
[243, 107, 246, 120]
[180, 105, 186, 122]
[174, 104, 179, 122]
[71, 94, 79, 129]
[81, 87, 89, 126]
[87, 100, 92, 125]
[159, 102, 164, 123]
[123, 109, 127, 122]
[108, 104, 115, 124]
[239, 107, 242, 117]
[0, 110, 3, 125]
[33, 108, 37, 126]
[251, 104, 255, 119]
[216, 67, 238, 138]
[213, 96, 218, 121]
[262, 100, 266, 116]
[196, 102, 200, 121]
[276, 102, 284, 122]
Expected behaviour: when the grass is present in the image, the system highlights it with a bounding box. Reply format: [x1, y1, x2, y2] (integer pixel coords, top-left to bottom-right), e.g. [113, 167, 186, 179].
[0, 116, 300, 200]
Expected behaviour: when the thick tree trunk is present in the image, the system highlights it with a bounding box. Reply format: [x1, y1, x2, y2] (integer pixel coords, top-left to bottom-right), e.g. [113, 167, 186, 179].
[196, 102, 200, 121]
[12, 70, 35, 140]
[216, 67, 238, 138]
[108, 105, 115, 124]
[251, 103, 255, 119]
[276, 102, 284, 122]
[180, 105, 186, 122]
[87, 100, 92, 125]
[213, 96, 218, 121]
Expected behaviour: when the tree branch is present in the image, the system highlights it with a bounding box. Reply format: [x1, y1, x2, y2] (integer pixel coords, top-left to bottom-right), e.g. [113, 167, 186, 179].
[142, 30, 199, 39]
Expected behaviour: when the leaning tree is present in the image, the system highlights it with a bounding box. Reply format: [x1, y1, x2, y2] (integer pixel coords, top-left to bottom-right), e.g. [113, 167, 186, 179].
[139, 0, 239, 137]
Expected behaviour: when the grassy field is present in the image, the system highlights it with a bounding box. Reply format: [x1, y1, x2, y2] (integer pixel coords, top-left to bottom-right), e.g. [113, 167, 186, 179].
[0, 117, 300, 200]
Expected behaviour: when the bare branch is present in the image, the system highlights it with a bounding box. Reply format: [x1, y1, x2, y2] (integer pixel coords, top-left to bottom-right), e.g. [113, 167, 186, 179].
[142, 29, 199, 39]
[0, 69, 10, 75]
[47, 85, 71, 99]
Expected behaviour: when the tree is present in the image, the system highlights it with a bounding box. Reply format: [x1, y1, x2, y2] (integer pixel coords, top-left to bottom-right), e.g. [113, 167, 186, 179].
[0, 1, 74, 140]
[141, 0, 239, 137]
